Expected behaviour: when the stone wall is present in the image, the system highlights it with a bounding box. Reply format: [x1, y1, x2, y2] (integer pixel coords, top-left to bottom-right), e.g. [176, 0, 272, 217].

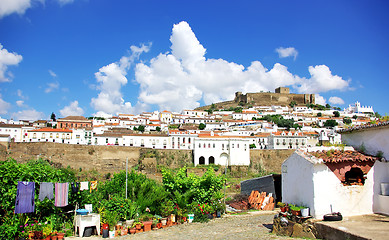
[3, 142, 192, 174]
[2, 142, 293, 176]
[250, 149, 295, 174]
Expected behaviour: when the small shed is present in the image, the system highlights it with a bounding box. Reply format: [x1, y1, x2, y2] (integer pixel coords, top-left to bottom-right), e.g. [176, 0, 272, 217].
[282, 148, 379, 219]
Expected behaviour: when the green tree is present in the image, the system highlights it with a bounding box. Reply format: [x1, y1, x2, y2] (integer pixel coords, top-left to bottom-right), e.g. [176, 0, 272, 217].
[324, 119, 338, 128]
[137, 125, 145, 132]
[317, 112, 322, 117]
[50, 112, 56, 121]
[326, 103, 331, 109]
[343, 117, 352, 124]
[289, 101, 297, 108]
[156, 126, 161, 132]
[199, 123, 206, 130]
[352, 115, 358, 119]
[333, 111, 340, 118]
[249, 144, 256, 149]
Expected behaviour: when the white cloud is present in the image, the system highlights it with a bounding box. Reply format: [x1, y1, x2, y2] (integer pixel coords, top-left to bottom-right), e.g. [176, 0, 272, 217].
[59, 100, 84, 117]
[16, 100, 25, 107]
[133, 21, 350, 113]
[315, 94, 327, 106]
[0, 0, 77, 19]
[90, 43, 150, 116]
[48, 69, 57, 77]
[45, 81, 60, 93]
[295, 65, 350, 93]
[0, 0, 31, 18]
[329, 96, 345, 105]
[275, 47, 298, 60]
[0, 44, 23, 82]
[11, 109, 45, 120]
[0, 94, 11, 115]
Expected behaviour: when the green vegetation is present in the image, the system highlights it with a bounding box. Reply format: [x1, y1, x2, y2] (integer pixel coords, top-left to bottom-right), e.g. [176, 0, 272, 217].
[323, 119, 338, 128]
[199, 123, 206, 130]
[259, 115, 301, 130]
[343, 117, 352, 124]
[0, 159, 227, 238]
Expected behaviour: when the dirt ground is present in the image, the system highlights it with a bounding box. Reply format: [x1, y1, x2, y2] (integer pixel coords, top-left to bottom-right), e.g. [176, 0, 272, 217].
[68, 211, 299, 240]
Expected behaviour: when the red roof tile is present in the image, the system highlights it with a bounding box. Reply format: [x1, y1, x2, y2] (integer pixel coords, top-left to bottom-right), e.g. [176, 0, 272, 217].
[311, 150, 378, 163]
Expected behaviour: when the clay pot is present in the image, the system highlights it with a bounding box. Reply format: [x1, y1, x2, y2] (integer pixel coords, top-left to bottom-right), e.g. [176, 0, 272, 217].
[135, 223, 142, 230]
[143, 221, 153, 232]
[129, 228, 136, 234]
[56, 232, 65, 240]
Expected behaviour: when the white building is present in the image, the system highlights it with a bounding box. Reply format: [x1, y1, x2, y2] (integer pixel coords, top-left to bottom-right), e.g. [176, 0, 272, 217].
[27, 128, 73, 143]
[182, 110, 208, 118]
[344, 101, 374, 114]
[282, 148, 379, 219]
[339, 121, 389, 215]
[123, 134, 170, 149]
[193, 132, 250, 166]
[268, 131, 308, 149]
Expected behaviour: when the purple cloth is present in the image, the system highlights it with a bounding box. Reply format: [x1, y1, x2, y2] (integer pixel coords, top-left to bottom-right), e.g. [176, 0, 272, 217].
[15, 181, 35, 214]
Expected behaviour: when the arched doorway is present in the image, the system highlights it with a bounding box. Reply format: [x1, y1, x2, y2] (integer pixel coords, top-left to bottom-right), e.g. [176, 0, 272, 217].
[220, 153, 229, 166]
[209, 156, 215, 164]
[199, 156, 205, 165]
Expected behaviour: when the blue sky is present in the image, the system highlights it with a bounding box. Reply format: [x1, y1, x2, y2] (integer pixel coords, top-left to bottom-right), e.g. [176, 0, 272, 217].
[0, 0, 388, 120]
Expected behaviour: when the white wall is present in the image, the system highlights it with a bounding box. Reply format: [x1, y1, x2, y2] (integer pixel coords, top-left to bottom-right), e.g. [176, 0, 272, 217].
[373, 161, 389, 215]
[341, 127, 389, 160]
[282, 150, 375, 219]
[282, 152, 315, 215]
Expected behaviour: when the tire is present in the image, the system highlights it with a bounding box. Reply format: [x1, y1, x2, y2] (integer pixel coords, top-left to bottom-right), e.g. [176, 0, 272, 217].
[323, 213, 343, 221]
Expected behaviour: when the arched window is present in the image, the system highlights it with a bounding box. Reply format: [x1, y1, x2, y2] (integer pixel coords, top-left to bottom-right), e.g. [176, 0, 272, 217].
[209, 156, 215, 164]
[199, 156, 205, 165]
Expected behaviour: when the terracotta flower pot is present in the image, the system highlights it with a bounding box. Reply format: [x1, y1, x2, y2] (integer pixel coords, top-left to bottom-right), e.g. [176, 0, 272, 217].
[135, 223, 142, 230]
[56, 232, 65, 240]
[51, 236, 58, 240]
[129, 228, 136, 234]
[143, 221, 152, 232]
[157, 222, 162, 229]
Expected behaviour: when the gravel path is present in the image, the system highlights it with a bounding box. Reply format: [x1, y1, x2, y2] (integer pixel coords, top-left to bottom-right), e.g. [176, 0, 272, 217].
[69, 211, 299, 240]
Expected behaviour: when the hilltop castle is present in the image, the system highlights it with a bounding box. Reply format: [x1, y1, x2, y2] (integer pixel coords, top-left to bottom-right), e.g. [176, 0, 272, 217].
[234, 87, 315, 106]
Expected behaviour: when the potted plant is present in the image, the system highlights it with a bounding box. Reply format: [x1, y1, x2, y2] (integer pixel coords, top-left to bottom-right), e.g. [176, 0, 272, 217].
[277, 202, 288, 213]
[140, 213, 153, 232]
[300, 205, 310, 217]
[132, 221, 143, 233]
[105, 211, 118, 238]
[289, 205, 301, 216]
[42, 223, 53, 240]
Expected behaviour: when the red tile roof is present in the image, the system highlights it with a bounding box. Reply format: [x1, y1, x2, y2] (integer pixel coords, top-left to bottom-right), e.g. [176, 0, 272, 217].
[338, 120, 389, 133]
[29, 128, 72, 133]
[311, 150, 378, 163]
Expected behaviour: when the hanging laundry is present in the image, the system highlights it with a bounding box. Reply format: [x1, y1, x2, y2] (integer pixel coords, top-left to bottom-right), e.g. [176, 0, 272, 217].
[90, 181, 97, 193]
[39, 182, 54, 201]
[15, 181, 35, 214]
[80, 181, 89, 191]
[71, 182, 80, 194]
[55, 183, 69, 207]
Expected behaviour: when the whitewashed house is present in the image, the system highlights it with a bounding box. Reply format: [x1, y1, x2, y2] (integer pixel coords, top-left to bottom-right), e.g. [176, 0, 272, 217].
[27, 128, 73, 143]
[122, 134, 170, 149]
[268, 131, 308, 149]
[193, 132, 250, 166]
[339, 121, 389, 215]
[282, 148, 379, 219]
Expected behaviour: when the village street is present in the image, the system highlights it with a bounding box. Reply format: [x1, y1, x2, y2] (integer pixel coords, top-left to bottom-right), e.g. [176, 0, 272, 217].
[69, 211, 297, 240]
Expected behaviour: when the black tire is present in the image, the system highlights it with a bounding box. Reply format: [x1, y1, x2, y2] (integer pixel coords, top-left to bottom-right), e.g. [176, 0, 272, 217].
[323, 213, 343, 221]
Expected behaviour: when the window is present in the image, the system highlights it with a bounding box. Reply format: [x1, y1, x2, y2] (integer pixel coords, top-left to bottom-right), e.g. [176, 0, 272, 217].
[33, 133, 36, 139]
[232, 144, 234, 148]
[208, 143, 211, 148]
[213, 143, 215, 148]
[199, 143, 201, 148]
[222, 144, 224, 150]
[106, 138, 109, 143]
[50, 133, 53, 138]
[56, 133, 59, 138]
[42, 133, 45, 138]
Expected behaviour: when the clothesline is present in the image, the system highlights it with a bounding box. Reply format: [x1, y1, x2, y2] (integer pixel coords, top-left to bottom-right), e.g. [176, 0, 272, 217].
[15, 180, 98, 214]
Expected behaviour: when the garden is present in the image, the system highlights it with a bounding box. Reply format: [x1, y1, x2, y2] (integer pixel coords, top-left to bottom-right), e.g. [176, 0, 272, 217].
[0, 158, 226, 239]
